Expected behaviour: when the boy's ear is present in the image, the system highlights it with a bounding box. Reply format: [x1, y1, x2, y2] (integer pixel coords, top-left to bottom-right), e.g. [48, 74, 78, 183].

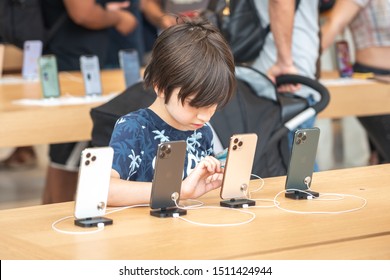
[153, 85, 165, 98]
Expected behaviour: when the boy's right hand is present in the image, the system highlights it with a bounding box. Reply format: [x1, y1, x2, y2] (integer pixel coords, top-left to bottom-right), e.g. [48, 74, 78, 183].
[180, 156, 223, 200]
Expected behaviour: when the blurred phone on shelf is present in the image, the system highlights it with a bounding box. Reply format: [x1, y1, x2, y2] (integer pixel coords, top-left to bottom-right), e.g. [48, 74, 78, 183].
[38, 55, 61, 98]
[335, 40, 353, 78]
[80, 54, 102, 96]
[118, 48, 141, 88]
[22, 40, 43, 80]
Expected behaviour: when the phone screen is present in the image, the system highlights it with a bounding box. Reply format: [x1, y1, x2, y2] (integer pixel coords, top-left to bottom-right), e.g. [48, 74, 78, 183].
[80, 55, 102, 96]
[22, 40, 43, 80]
[118, 49, 141, 88]
[335, 40, 353, 78]
[39, 55, 61, 98]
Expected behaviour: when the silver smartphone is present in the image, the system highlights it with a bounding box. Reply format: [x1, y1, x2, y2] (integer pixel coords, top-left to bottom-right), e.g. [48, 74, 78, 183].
[285, 127, 320, 191]
[150, 141, 186, 210]
[74, 147, 114, 220]
[220, 133, 258, 200]
[118, 48, 141, 88]
[22, 40, 42, 80]
[80, 55, 102, 96]
[38, 55, 61, 98]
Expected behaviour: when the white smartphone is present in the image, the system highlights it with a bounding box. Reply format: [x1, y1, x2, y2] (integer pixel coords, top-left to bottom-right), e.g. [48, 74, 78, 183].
[285, 127, 320, 192]
[74, 147, 114, 220]
[38, 55, 61, 98]
[80, 55, 102, 96]
[150, 141, 186, 211]
[22, 40, 43, 80]
[118, 48, 141, 88]
[220, 133, 258, 200]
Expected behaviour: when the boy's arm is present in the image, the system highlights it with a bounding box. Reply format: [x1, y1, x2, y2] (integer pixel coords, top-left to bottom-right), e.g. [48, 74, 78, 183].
[107, 156, 223, 206]
[108, 169, 152, 206]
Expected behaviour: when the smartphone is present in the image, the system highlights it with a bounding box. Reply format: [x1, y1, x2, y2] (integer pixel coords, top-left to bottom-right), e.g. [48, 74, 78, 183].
[220, 133, 258, 200]
[74, 147, 114, 220]
[80, 54, 102, 96]
[150, 141, 186, 210]
[285, 127, 320, 192]
[335, 40, 353, 78]
[22, 40, 43, 80]
[38, 55, 61, 98]
[118, 48, 141, 88]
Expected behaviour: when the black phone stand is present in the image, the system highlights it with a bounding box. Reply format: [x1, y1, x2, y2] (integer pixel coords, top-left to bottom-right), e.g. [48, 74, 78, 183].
[285, 189, 319, 200]
[150, 207, 187, 218]
[220, 198, 256, 208]
[74, 217, 113, 228]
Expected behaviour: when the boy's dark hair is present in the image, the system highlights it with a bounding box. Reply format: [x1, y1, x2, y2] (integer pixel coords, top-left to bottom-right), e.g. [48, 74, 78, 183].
[144, 17, 236, 109]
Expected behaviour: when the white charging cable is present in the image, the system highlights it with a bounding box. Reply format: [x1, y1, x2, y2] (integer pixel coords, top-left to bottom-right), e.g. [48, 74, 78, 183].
[273, 188, 367, 214]
[52, 204, 149, 235]
[172, 197, 256, 227]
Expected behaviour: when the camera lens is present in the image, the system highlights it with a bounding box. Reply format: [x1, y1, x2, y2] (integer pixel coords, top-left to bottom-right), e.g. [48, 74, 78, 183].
[160, 145, 166, 151]
[91, 156, 96, 161]
[238, 141, 243, 147]
[86, 153, 91, 158]
[233, 145, 237, 151]
[234, 138, 239, 144]
[159, 152, 165, 159]
[166, 148, 171, 154]
[302, 135, 307, 141]
[297, 132, 303, 138]
[296, 139, 301, 145]
[85, 160, 90, 166]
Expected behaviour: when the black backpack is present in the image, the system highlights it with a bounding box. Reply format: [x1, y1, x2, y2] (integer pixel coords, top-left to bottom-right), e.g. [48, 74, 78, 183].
[203, 0, 300, 64]
[0, 0, 66, 49]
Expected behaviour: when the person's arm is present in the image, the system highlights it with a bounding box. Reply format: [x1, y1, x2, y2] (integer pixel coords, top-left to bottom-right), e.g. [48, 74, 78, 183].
[321, 0, 362, 50]
[140, 0, 177, 29]
[107, 156, 223, 206]
[63, 0, 137, 34]
[267, 0, 299, 92]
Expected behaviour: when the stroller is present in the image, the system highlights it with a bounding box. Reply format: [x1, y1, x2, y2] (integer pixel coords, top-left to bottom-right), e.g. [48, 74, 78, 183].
[90, 65, 329, 178]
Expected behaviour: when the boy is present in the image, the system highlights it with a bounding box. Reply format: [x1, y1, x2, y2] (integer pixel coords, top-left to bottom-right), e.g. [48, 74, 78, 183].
[108, 17, 236, 206]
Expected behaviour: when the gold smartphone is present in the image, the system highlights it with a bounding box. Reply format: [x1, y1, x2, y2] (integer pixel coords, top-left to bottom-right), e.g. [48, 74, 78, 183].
[220, 133, 258, 200]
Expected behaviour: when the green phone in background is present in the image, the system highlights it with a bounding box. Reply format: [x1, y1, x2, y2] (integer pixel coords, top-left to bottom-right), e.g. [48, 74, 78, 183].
[39, 55, 61, 98]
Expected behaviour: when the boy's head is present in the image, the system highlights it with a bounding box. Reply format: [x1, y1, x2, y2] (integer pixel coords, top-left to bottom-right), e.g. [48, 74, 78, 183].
[144, 17, 236, 109]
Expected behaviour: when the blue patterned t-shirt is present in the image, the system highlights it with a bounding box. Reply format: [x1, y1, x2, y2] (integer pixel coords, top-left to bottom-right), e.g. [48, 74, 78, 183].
[109, 108, 214, 181]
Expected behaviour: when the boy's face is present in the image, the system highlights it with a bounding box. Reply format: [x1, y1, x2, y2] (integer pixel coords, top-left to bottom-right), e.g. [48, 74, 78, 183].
[163, 88, 217, 131]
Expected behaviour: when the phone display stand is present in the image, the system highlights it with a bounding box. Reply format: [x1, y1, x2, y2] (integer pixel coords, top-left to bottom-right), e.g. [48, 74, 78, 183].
[220, 198, 256, 208]
[150, 207, 187, 218]
[285, 189, 319, 200]
[74, 217, 113, 228]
